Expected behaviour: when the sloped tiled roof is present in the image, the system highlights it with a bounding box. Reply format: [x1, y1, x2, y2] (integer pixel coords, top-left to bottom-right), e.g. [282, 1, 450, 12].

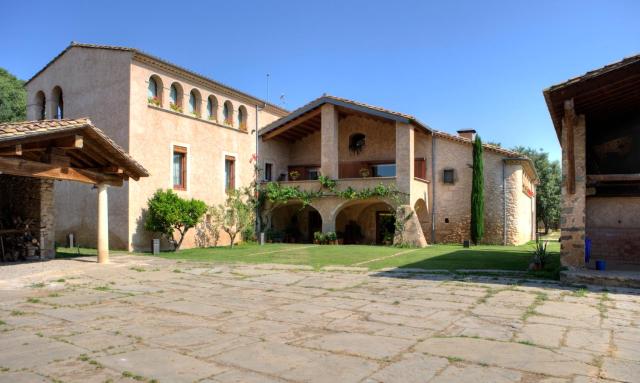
[259, 94, 433, 136]
[25, 42, 289, 116]
[0, 118, 149, 178]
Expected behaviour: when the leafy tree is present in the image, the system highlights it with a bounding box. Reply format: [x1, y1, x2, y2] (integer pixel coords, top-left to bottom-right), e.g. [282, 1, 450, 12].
[211, 187, 256, 248]
[144, 189, 207, 251]
[0, 68, 26, 122]
[512, 146, 561, 234]
[470, 135, 484, 244]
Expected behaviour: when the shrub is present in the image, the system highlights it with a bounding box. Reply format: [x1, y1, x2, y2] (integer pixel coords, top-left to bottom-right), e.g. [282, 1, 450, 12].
[144, 189, 207, 251]
[531, 237, 550, 267]
[210, 187, 255, 248]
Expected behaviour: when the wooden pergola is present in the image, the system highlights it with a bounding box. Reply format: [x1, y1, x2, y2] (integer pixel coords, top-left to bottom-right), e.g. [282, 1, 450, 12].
[0, 118, 148, 263]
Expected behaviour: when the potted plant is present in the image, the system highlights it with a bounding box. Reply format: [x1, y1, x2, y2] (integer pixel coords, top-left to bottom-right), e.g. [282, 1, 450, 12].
[313, 231, 323, 244]
[289, 170, 300, 181]
[529, 237, 548, 271]
[359, 167, 370, 178]
[326, 231, 337, 245]
[147, 96, 161, 107]
[169, 102, 183, 113]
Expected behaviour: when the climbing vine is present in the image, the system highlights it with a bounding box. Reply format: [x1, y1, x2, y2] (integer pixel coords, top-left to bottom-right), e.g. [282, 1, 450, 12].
[260, 178, 404, 208]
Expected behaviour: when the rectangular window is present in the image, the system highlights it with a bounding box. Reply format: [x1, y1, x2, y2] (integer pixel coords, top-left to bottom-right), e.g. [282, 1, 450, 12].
[173, 146, 187, 190]
[414, 158, 426, 179]
[307, 167, 320, 180]
[264, 163, 273, 181]
[443, 168, 455, 184]
[225, 155, 236, 192]
[372, 163, 396, 177]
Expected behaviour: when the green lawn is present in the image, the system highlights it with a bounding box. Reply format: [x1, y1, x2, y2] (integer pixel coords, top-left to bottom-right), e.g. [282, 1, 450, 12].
[58, 240, 560, 279]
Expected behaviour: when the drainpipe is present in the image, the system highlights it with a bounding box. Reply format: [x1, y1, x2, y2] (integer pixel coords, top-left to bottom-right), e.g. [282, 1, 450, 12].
[431, 134, 437, 243]
[255, 103, 264, 238]
[502, 159, 507, 245]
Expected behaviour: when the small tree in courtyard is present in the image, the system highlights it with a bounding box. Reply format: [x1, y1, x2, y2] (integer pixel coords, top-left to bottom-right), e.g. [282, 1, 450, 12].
[470, 135, 484, 244]
[144, 189, 207, 251]
[211, 187, 255, 248]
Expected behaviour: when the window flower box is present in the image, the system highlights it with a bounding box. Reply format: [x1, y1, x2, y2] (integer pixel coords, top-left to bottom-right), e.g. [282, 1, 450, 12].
[170, 102, 183, 113]
[147, 96, 161, 107]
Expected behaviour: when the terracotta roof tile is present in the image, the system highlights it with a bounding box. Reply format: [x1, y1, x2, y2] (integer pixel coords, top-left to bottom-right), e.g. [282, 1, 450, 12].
[0, 118, 148, 178]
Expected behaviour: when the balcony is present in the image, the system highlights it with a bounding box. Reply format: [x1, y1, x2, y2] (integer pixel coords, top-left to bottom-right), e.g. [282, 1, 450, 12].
[273, 176, 397, 193]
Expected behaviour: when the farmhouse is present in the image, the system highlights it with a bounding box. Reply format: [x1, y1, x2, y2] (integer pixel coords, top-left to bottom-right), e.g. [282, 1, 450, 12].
[21, 43, 537, 250]
[259, 95, 537, 246]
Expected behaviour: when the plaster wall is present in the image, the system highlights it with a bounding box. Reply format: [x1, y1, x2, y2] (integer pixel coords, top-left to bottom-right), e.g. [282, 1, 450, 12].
[128, 60, 284, 250]
[25, 47, 132, 249]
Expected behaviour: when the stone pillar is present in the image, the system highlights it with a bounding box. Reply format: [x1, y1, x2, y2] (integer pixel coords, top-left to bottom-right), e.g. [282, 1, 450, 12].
[560, 101, 586, 269]
[395, 122, 414, 195]
[39, 180, 55, 259]
[320, 104, 339, 179]
[97, 183, 109, 264]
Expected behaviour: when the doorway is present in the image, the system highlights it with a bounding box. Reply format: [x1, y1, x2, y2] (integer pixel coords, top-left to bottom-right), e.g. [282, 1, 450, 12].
[308, 210, 322, 242]
[376, 211, 395, 245]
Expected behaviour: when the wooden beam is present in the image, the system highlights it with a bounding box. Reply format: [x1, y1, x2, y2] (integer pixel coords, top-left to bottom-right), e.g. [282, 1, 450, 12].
[0, 156, 122, 186]
[587, 174, 640, 183]
[262, 108, 321, 141]
[563, 99, 576, 194]
[0, 144, 22, 156]
[19, 135, 84, 152]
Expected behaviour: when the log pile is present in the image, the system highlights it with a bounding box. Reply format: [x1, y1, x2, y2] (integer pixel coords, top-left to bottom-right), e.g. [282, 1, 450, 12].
[0, 217, 41, 262]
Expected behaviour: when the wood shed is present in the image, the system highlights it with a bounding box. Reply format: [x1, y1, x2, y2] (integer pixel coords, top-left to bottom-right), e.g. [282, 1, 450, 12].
[0, 118, 148, 263]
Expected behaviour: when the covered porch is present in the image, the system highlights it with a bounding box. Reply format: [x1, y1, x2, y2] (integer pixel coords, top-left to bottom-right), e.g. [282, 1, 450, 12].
[0, 119, 148, 263]
[545, 54, 640, 272]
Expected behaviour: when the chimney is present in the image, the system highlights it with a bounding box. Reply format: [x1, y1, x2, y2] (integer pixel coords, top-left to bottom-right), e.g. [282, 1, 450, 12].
[457, 129, 476, 140]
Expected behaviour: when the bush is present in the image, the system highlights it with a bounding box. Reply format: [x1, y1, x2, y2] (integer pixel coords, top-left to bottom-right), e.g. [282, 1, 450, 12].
[144, 189, 207, 251]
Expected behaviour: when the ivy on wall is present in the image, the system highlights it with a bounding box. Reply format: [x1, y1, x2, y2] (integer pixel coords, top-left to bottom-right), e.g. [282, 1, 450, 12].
[260, 176, 404, 208]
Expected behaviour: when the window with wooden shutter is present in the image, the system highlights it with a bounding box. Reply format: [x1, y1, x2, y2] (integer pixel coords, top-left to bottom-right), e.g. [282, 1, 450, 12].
[173, 146, 187, 190]
[225, 155, 236, 192]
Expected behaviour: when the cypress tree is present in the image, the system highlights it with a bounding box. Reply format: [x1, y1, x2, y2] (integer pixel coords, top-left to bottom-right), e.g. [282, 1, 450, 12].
[470, 135, 484, 244]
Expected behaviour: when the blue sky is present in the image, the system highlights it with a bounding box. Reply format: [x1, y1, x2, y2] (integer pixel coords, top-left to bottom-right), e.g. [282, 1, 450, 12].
[1, 1, 638, 162]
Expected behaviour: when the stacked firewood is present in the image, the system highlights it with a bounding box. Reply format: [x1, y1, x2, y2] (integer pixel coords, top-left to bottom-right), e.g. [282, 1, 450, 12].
[0, 217, 41, 262]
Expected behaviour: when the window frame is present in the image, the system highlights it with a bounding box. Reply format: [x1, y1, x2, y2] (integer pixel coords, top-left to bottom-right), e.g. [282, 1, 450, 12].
[225, 155, 236, 193]
[172, 145, 188, 191]
[371, 163, 396, 177]
[443, 168, 455, 184]
[264, 162, 273, 181]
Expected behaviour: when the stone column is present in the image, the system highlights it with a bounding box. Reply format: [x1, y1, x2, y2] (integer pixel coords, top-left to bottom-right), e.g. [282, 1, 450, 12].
[97, 183, 109, 264]
[320, 104, 339, 179]
[395, 121, 414, 195]
[560, 101, 586, 269]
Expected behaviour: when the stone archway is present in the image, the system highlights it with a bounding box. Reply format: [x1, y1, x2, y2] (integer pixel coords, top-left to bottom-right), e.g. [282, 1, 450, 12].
[267, 202, 322, 243]
[333, 199, 395, 245]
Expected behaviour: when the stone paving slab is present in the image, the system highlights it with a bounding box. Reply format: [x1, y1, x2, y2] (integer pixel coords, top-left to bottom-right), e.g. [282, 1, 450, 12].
[0, 255, 639, 382]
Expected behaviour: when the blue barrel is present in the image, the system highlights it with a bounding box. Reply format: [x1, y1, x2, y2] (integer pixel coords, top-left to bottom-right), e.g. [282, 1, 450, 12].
[585, 238, 591, 264]
[595, 260, 606, 271]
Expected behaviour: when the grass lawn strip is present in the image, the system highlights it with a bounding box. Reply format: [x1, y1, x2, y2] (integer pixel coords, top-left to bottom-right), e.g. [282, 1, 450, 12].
[352, 248, 422, 266]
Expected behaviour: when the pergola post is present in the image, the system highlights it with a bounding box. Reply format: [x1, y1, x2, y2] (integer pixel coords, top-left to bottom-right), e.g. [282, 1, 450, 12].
[97, 183, 109, 263]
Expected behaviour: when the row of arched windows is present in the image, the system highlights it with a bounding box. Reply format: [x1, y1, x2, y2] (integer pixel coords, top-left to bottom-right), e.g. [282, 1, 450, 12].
[34, 86, 64, 120]
[148, 76, 248, 131]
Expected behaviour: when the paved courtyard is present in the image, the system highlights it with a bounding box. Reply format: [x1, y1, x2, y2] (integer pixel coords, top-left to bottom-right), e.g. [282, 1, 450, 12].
[0, 255, 639, 383]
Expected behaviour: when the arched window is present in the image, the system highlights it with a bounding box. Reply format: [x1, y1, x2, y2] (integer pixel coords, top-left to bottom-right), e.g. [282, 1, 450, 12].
[223, 101, 233, 125]
[35, 91, 46, 120]
[52, 86, 63, 119]
[206, 96, 218, 121]
[169, 83, 183, 112]
[188, 89, 201, 117]
[147, 75, 162, 106]
[238, 105, 248, 131]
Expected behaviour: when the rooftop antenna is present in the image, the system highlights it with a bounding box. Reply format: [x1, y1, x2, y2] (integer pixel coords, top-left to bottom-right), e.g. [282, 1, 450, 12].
[266, 73, 270, 104]
[279, 94, 286, 107]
